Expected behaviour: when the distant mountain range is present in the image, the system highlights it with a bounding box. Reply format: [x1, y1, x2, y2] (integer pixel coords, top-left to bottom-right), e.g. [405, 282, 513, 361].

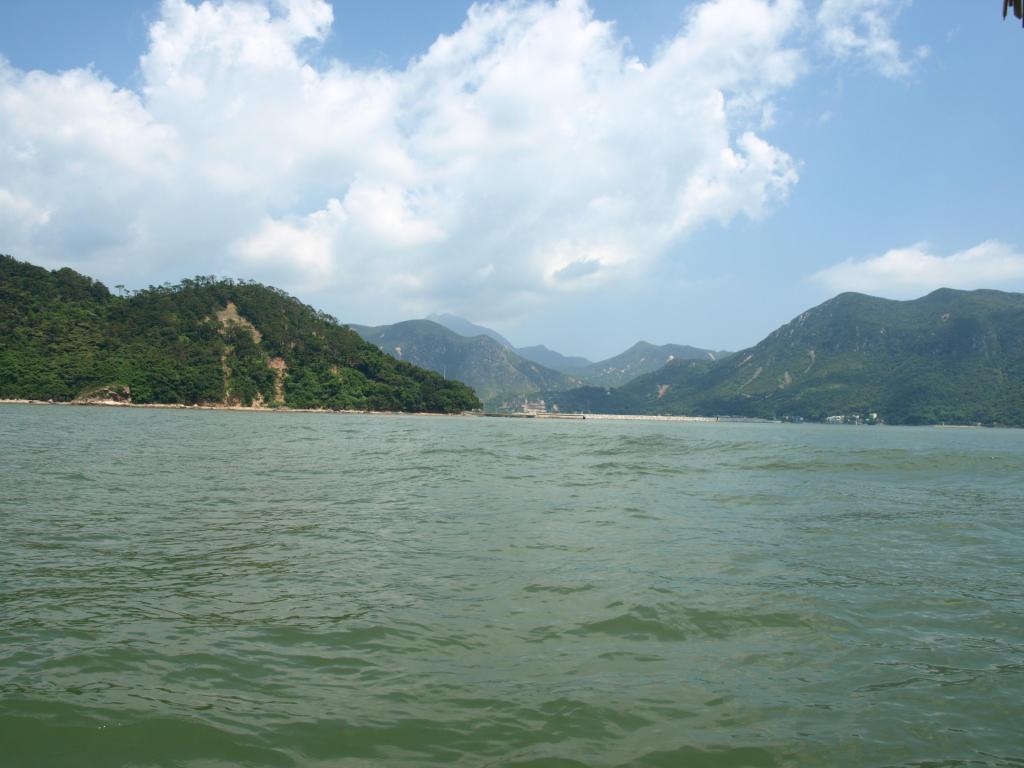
[8, 256, 1019, 426]
[426, 313, 515, 349]
[352, 314, 725, 402]
[548, 289, 1024, 426]
[513, 344, 592, 372]
[572, 340, 730, 387]
[348, 319, 580, 403]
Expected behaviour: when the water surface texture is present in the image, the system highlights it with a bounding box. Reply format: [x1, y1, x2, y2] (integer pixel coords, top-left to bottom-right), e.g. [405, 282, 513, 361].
[1, 405, 1022, 767]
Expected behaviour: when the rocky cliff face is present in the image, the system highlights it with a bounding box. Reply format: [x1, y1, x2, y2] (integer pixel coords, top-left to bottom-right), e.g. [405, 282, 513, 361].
[73, 385, 132, 404]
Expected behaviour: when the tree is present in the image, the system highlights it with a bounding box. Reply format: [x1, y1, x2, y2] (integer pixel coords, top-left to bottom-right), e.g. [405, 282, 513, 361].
[1006, 0, 1024, 26]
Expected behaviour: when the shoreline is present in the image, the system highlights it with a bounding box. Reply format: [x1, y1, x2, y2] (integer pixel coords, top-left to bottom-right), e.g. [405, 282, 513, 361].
[0, 398, 467, 417]
[0, 399, 722, 423]
[481, 411, 720, 423]
[0, 399, 1011, 428]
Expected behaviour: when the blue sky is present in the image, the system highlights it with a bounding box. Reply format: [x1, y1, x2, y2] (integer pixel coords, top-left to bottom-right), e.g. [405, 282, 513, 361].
[0, 1, 1021, 359]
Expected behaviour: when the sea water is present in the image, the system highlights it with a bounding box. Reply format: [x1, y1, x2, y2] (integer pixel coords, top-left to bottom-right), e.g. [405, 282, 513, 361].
[1, 405, 1022, 767]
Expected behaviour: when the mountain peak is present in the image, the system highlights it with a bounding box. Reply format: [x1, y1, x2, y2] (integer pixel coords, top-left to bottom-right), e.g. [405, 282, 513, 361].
[426, 313, 514, 348]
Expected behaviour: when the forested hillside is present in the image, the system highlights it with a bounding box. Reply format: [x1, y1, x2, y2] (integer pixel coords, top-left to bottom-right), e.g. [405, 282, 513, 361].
[0, 256, 479, 413]
[549, 289, 1024, 426]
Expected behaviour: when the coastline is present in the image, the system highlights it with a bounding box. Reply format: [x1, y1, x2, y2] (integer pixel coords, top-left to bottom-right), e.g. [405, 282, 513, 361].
[0, 398, 468, 417]
[0, 399, 716, 423]
[481, 411, 719, 423]
[1, 399, 1009, 428]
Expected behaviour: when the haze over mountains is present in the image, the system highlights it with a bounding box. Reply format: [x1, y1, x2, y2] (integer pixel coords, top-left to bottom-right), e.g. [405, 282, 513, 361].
[347, 320, 579, 403]
[574, 341, 731, 388]
[351, 314, 727, 404]
[513, 345, 591, 373]
[425, 314, 515, 350]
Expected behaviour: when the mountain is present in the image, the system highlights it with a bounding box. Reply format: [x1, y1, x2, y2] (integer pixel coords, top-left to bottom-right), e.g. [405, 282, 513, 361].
[427, 313, 724, 387]
[424, 315, 596, 375]
[515, 344, 592, 372]
[426, 313, 515, 349]
[576, 341, 728, 387]
[0, 256, 479, 413]
[349, 319, 580, 404]
[548, 289, 1024, 426]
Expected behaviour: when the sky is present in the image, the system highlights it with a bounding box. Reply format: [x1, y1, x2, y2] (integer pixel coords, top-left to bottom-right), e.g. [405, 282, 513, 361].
[0, 1, 1022, 360]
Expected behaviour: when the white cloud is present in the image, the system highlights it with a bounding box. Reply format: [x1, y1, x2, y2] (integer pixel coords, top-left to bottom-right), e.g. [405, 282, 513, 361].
[0, 0, 810, 320]
[0, 188, 51, 228]
[235, 199, 343, 284]
[811, 241, 1024, 297]
[817, 0, 925, 79]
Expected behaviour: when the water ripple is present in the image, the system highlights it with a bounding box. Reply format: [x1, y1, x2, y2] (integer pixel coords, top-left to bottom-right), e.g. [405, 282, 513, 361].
[0, 407, 1022, 766]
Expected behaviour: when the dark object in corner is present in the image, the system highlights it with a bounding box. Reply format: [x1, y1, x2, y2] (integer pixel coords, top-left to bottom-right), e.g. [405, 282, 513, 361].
[1005, 0, 1024, 27]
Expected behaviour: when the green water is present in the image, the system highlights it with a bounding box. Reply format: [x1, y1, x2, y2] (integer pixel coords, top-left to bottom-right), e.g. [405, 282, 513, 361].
[1, 405, 1022, 767]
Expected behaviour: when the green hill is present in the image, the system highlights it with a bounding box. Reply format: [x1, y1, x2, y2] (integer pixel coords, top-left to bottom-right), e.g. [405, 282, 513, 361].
[549, 289, 1024, 426]
[349, 319, 581, 404]
[0, 256, 479, 413]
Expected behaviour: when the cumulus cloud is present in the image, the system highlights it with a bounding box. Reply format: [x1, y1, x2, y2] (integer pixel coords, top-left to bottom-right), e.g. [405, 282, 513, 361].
[0, 0, 811, 321]
[811, 241, 1024, 297]
[817, 0, 925, 79]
